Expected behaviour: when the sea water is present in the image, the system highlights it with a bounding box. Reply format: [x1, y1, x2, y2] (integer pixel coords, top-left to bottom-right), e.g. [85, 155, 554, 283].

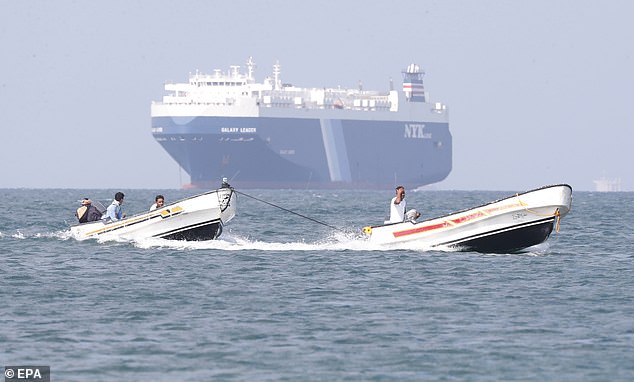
[1, 188, 633, 381]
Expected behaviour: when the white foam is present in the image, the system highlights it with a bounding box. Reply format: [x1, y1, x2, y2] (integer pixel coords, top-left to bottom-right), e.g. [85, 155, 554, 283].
[11, 230, 25, 239]
[126, 231, 462, 252]
[58, 228, 468, 253]
[524, 242, 551, 256]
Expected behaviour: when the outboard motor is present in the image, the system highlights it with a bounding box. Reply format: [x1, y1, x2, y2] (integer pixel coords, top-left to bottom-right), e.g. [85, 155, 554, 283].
[405, 209, 420, 222]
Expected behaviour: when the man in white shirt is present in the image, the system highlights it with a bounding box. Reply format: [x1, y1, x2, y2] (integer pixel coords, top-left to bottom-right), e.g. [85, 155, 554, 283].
[389, 185, 420, 223]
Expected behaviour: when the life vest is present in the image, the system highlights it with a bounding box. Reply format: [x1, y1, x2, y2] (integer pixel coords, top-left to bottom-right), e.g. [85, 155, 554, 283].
[76, 206, 88, 223]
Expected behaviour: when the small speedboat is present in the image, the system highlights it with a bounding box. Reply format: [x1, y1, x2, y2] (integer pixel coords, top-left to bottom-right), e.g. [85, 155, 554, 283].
[363, 184, 572, 253]
[70, 185, 236, 241]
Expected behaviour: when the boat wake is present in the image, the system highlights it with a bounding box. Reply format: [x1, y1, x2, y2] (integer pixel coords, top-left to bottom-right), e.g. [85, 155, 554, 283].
[129, 231, 458, 252]
[1, 229, 73, 241]
[2, 228, 549, 255]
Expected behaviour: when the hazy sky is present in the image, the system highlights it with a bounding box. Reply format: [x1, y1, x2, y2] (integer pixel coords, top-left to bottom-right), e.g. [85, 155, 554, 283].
[1, 0, 632, 191]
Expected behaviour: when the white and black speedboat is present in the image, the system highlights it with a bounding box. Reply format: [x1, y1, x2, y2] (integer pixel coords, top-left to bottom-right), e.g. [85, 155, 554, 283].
[363, 184, 572, 253]
[70, 185, 236, 241]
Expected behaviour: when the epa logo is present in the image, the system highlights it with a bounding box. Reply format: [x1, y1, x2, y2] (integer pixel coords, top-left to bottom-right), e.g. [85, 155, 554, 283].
[4, 366, 50, 382]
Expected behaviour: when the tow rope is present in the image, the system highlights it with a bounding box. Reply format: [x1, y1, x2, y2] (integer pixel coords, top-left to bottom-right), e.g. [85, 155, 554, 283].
[234, 190, 343, 232]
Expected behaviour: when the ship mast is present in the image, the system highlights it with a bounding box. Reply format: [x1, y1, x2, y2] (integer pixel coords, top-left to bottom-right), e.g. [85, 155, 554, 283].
[273, 60, 281, 90]
[246, 56, 256, 82]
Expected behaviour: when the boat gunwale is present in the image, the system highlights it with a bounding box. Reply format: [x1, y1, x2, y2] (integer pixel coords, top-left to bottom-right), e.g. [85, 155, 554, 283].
[369, 183, 572, 230]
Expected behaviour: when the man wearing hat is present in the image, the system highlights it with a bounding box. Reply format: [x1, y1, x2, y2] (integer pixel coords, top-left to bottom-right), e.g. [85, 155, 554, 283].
[75, 198, 103, 223]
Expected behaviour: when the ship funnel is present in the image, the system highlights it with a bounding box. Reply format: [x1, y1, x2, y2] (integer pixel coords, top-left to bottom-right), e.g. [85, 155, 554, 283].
[402, 63, 425, 102]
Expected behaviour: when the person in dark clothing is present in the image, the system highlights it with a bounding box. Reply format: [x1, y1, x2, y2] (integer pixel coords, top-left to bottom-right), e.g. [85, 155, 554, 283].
[76, 198, 103, 223]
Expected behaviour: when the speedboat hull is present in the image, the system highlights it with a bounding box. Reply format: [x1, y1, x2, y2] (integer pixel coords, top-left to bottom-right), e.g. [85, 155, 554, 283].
[70, 187, 236, 241]
[363, 184, 572, 253]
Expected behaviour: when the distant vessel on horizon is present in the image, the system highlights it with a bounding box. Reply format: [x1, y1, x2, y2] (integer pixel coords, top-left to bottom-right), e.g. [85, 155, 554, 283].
[151, 57, 452, 189]
[593, 177, 622, 192]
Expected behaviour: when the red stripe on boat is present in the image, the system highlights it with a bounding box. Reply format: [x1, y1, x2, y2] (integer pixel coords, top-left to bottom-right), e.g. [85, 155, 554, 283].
[391, 203, 520, 239]
[393, 222, 447, 237]
[451, 211, 485, 224]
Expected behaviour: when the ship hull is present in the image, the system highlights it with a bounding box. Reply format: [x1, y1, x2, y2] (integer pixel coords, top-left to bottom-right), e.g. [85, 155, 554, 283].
[152, 116, 452, 189]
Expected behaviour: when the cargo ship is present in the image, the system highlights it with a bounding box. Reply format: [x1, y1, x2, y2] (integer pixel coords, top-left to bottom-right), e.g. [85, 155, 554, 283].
[151, 57, 451, 189]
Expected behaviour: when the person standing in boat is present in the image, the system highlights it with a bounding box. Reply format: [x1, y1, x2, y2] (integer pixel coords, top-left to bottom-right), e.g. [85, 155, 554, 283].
[75, 198, 103, 223]
[105, 192, 126, 221]
[389, 185, 420, 223]
[150, 194, 165, 211]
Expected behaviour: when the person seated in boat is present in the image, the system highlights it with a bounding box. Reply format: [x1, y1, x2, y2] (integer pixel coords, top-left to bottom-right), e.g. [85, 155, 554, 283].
[389, 185, 421, 223]
[150, 194, 165, 211]
[75, 198, 103, 223]
[104, 192, 126, 221]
